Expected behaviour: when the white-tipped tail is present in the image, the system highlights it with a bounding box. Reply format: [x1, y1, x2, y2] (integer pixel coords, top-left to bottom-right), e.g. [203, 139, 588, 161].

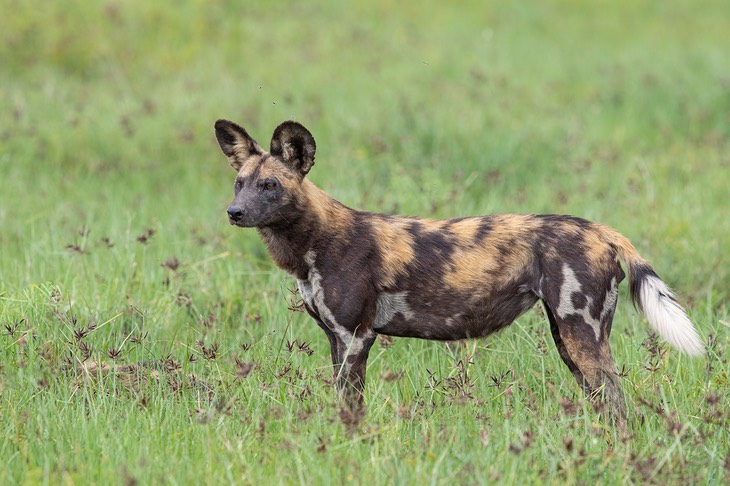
[639, 275, 705, 356]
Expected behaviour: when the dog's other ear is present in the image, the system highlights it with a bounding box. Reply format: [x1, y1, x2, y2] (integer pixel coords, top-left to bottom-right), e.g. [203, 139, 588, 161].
[214, 119, 263, 170]
[269, 121, 316, 176]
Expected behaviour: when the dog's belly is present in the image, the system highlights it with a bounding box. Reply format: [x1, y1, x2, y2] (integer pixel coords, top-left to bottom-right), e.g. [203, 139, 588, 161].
[373, 288, 538, 340]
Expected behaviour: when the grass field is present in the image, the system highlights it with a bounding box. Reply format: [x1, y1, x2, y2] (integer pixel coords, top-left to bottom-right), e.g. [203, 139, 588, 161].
[1, 0, 729, 484]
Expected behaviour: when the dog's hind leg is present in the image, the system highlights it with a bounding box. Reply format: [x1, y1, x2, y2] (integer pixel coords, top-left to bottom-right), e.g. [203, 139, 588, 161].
[543, 301, 588, 391]
[543, 297, 626, 423]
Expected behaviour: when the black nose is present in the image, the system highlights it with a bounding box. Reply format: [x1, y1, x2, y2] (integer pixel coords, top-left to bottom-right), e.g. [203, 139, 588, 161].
[227, 206, 244, 222]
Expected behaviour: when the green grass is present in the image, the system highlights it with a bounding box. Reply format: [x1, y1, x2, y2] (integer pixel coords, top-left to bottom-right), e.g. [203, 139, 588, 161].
[1, 0, 728, 484]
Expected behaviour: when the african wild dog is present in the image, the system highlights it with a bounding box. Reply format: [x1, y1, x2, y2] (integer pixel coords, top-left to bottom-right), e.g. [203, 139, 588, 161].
[214, 119, 704, 421]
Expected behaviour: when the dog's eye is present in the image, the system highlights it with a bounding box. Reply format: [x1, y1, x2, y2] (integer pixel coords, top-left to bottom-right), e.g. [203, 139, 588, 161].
[234, 180, 242, 192]
[261, 180, 277, 191]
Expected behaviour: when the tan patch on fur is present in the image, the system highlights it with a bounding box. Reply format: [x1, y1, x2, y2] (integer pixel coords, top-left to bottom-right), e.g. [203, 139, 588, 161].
[582, 227, 612, 267]
[541, 220, 581, 252]
[449, 218, 481, 241]
[495, 214, 541, 235]
[597, 224, 644, 266]
[299, 180, 354, 235]
[444, 246, 502, 293]
[443, 215, 539, 293]
[235, 155, 264, 177]
[258, 159, 297, 182]
[420, 219, 448, 233]
[372, 220, 416, 289]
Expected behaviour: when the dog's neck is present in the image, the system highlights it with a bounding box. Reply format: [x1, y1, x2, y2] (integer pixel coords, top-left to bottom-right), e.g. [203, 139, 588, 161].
[256, 179, 354, 280]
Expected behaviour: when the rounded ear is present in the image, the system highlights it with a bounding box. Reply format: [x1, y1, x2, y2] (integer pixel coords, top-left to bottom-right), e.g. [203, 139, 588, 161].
[269, 121, 316, 176]
[214, 119, 263, 169]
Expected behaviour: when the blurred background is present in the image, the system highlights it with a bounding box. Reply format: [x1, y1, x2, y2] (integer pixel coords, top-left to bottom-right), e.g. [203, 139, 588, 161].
[1, 1, 728, 483]
[1, 0, 728, 314]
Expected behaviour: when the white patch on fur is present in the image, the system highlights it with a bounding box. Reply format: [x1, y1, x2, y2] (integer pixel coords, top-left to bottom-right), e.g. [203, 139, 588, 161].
[445, 313, 463, 327]
[374, 292, 415, 329]
[334, 328, 376, 380]
[297, 278, 314, 305]
[600, 277, 618, 324]
[639, 275, 704, 356]
[336, 327, 367, 355]
[556, 264, 602, 340]
[297, 250, 340, 329]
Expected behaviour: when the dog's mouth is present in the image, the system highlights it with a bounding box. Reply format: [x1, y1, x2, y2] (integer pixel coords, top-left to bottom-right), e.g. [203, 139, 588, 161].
[228, 217, 256, 228]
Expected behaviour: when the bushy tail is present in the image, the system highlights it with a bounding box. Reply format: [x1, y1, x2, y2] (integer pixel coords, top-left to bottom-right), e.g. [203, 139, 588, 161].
[601, 226, 705, 357]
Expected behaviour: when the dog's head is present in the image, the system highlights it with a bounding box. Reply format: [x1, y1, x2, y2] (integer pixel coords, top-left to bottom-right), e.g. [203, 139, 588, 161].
[214, 120, 316, 228]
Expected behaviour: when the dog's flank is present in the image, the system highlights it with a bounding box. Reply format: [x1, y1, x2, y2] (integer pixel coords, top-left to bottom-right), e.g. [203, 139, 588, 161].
[214, 119, 704, 421]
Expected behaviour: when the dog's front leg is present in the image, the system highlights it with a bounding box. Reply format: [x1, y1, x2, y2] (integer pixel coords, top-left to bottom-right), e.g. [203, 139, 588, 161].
[307, 309, 377, 422]
[330, 328, 377, 420]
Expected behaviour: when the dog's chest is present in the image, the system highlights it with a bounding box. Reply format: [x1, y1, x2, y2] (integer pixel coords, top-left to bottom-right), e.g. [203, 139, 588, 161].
[297, 251, 320, 309]
[297, 278, 317, 310]
[296, 251, 342, 327]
